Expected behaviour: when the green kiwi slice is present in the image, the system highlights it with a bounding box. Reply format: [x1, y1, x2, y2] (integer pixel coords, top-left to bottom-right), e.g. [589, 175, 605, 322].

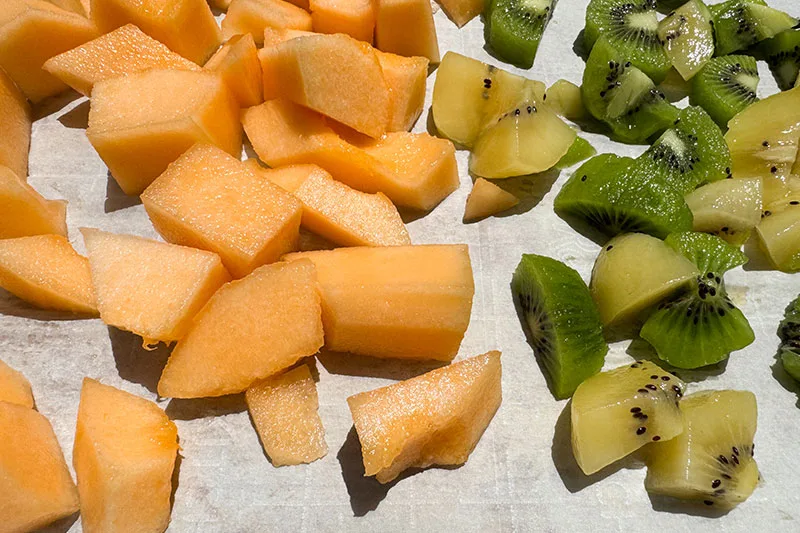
[584, 0, 671, 83]
[511, 254, 608, 399]
[657, 0, 714, 81]
[710, 0, 797, 56]
[757, 28, 800, 91]
[779, 295, 800, 382]
[485, 0, 557, 69]
[690, 55, 759, 129]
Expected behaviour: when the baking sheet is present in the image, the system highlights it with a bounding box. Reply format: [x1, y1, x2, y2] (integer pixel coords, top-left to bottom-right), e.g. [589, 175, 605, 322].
[5, 1, 800, 531]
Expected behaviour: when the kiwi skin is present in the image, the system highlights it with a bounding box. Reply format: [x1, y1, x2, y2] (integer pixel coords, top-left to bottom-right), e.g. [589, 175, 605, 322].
[779, 295, 800, 382]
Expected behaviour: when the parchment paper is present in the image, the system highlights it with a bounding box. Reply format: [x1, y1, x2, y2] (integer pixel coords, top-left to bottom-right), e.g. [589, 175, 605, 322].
[4, 1, 800, 531]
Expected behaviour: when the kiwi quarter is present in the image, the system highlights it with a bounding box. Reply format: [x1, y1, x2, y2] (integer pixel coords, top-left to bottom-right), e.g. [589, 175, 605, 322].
[684, 177, 763, 242]
[779, 295, 800, 382]
[710, 0, 797, 56]
[690, 55, 759, 129]
[512, 254, 608, 399]
[485, 0, 557, 69]
[657, 0, 714, 81]
[757, 28, 800, 91]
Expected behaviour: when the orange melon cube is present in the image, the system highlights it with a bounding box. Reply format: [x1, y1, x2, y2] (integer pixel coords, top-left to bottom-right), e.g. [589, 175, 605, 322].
[142, 143, 302, 278]
[0, 69, 30, 179]
[81, 228, 231, 346]
[267, 34, 391, 138]
[204, 33, 262, 108]
[158, 259, 325, 398]
[310, 0, 373, 43]
[437, 0, 482, 27]
[87, 69, 242, 196]
[374, 0, 439, 64]
[0, 166, 67, 239]
[260, 28, 315, 99]
[377, 51, 428, 132]
[246, 364, 327, 466]
[0, 402, 80, 532]
[463, 178, 519, 222]
[0, 235, 97, 315]
[74, 379, 178, 533]
[46, 0, 91, 16]
[247, 160, 319, 193]
[43, 23, 200, 97]
[284, 245, 474, 360]
[347, 351, 502, 483]
[221, 0, 312, 45]
[90, 0, 220, 64]
[0, 0, 98, 102]
[0, 359, 34, 408]
[293, 168, 410, 247]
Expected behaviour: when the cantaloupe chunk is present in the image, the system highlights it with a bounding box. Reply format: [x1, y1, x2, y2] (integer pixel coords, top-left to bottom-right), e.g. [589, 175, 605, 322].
[245, 160, 318, 193]
[463, 178, 519, 222]
[374, 0, 439, 64]
[0, 69, 30, 179]
[0, 0, 97, 102]
[260, 28, 314, 99]
[378, 51, 428, 132]
[310, 0, 373, 43]
[0, 401, 80, 532]
[204, 33, 262, 108]
[87, 69, 242, 196]
[436, 0, 482, 27]
[90, 0, 221, 64]
[0, 359, 34, 408]
[142, 144, 302, 278]
[82, 228, 231, 345]
[0, 166, 67, 239]
[46, 0, 91, 16]
[348, 350, 502, 483]
[221, 0, 312, 45]
[43, 23, 200, 97]
[246, 364, 327, 466]
[158, 259, 325, 398]
[285, 245, 474, 360]
[267, 33, 390, 138]
[0, 235, 97, 315]
[74, 379, 178, 533]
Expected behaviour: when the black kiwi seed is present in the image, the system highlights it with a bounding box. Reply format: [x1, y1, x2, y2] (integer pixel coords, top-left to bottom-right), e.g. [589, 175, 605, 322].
[712, 479, 721, 488]
[636, 427, 647, 435]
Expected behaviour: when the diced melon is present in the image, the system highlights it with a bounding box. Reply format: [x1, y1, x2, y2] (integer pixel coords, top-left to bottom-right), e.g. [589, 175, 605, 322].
[0, 359, 34, 408]
[374, 0, 439, 64]
[90, 0, 221, 64]
[293, 167, 410, 247]
[0, 0, 97, 102]
[284, 245, 474, 360]
[0, 166, 67, 239]
[246, 364, 327, 466]
[249, 161, 319, 193]
[74, 379, 178, 533]
[0, 68, 30, 179]
[347, 350, 501, 483]
[0, 235, 97, 314]
[267, 34, 391, 138]
[221, 0, 312, 45]
[0, 401, 79, 532]
[210, 0, 232, 9]
[158, 259, 325, 398]
[87, 69, 242, 196]
[310, 0, 374, 43]
[43, 23, 200, 97]
[464, 178, 519, 222]
[436, 0, 482, 27]
[81, 228, 231, 346]
[46, 0, 91, 16]
[142, 143, 302, 278]
[260, 28, 315, 99]
[203, 33, 262, 108]
[377, 51, 428, 132]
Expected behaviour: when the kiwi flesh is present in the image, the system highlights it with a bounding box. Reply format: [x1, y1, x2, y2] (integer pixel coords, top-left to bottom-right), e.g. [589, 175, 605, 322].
[584, 0, 671, 83]
[512, 254, 608, 399]
[757, 28, 800, 91]
[684, 177, 762, 242]
[555, 136, 596, 169]
[657, 0, 714, 81]
[645, 390, 759, 510]
[485, 0, 557, 69]
[710, 0, 797, 56]
[571, 360, 686, 475]
[755, 201, 800, 272]
[690, 55, 759, 129]
[779, 295, 800, 382]
[545, 79, 587, 121]
[657, 68, 692, 102]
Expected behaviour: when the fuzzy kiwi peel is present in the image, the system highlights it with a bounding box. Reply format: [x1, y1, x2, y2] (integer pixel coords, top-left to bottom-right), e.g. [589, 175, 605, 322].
[779, 295, 800, 381]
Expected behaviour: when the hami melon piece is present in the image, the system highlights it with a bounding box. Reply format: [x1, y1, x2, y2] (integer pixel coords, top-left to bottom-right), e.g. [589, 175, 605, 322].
[247, 161, 319, 193]
[310, 0, 374, 43]
[221, 0, 312, 45]
[0, 166, 67, 239]
[374, 0, 439, 64]
[0, 359, 34, 408]
[463, 178, 519, 222]
[260, 28, 315, 99]
[203, 33, 263, 109]
[46, 0, 90, 16]
[0, 68, 30, 179]
[377, 51, 428, 132]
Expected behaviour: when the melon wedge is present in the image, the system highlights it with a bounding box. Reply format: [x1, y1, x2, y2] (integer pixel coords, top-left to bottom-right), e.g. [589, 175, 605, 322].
[203, 33, 262, 108]
[221, 0, 312, 45]
[90, 0, 221, 64]
[158, 259, 325, 398]
[0, 359, 34, 408]
[284, 245, 474, 360]
[260, 28, 314, 99]
[142, 143, 302, 278]
[74, 379, 178, 533]
[82, 228, 231, 346]
[378, 51, 428, 132]
[310, 0, 374, 43]
[464, 178, 519, 222]
[0, 401, 80, 532]
[0, 235, 97, 315]
[0, 166, 67, 239]
[87, 69, 242, 196]
[436, 0, 482, 27]
[43, 23, 200, 97]
[0, 69, 30, 179]
[348, 350, 502, 483]
[246, 364, 327, 466]
[374, 0, 439, 64]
